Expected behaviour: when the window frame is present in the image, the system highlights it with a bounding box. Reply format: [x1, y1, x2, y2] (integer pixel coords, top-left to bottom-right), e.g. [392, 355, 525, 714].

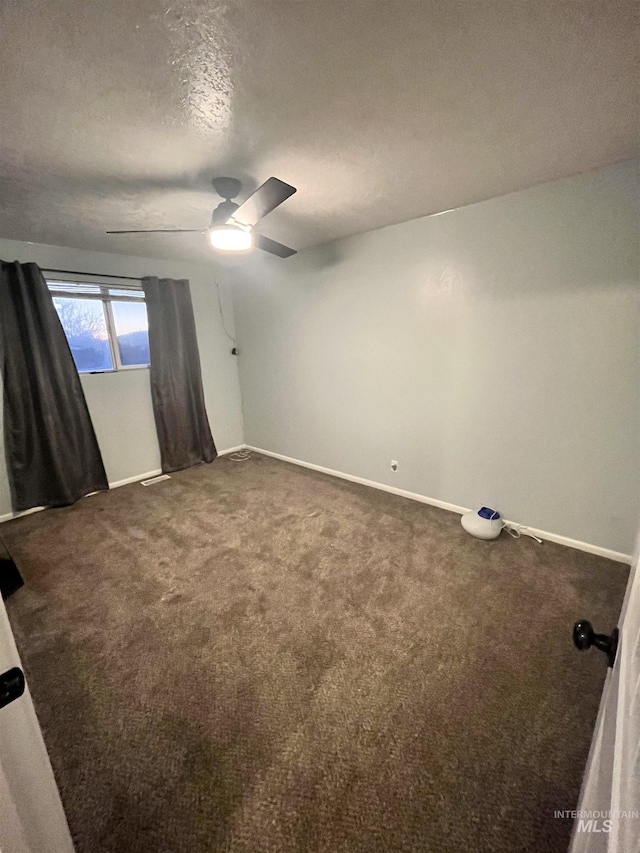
[47, 279, 150, 374]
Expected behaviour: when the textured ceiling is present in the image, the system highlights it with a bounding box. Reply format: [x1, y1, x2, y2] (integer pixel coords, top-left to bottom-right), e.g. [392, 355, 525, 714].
[0, 1, 637, 264]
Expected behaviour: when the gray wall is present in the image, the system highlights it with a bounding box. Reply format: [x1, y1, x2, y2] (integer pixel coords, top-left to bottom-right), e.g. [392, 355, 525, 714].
[233, 161, 640, 555]
[0, 239, 244, 517]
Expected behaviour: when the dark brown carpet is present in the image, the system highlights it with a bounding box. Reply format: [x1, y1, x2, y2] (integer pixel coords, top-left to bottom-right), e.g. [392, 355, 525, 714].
[2, 454, 628, 853]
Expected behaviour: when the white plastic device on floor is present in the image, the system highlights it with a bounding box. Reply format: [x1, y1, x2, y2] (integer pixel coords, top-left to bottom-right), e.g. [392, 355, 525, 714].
[461, 507, 503, 539]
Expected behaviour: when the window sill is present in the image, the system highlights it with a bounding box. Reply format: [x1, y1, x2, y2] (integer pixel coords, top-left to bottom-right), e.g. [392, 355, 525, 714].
[80, 366, 150, 375]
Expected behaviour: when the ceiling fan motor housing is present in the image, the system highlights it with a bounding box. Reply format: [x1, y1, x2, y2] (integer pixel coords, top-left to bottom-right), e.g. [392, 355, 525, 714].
[212, 177, 242, 200]
[211, 199, 240, 226]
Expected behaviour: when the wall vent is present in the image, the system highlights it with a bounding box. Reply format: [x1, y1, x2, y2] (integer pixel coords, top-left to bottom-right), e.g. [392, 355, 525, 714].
[141, 474, 171, 486]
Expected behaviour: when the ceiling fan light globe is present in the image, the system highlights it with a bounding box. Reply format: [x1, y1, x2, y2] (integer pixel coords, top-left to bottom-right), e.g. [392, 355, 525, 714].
[209, 224, 253, 252]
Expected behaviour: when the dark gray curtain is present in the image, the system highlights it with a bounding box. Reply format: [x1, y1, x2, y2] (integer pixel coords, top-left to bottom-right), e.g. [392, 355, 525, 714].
[0, 261, 109, 511]
[142, 277, 216, 473]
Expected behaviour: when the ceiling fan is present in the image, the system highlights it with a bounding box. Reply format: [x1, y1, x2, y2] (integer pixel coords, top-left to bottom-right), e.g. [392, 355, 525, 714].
[106, 176, 297, 258]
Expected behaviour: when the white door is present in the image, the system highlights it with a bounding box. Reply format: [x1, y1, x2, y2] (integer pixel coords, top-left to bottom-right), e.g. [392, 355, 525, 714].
[571, 529, 640, 852]
[0, 594, 75, 853]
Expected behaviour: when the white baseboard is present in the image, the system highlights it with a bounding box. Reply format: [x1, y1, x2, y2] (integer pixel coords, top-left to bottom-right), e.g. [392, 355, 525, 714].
[2, 444, 632, 565]
[0, 468, 164, 522]
[500, 523, 631, 565]
[0, 445, 247, 524]
[247, 445, 633, 565]
[0, 505, 46, 524]
[108, 447, 245, 490]
[108, 469, 163, 489]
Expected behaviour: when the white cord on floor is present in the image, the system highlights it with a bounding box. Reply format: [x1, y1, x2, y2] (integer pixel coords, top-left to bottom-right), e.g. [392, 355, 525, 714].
[503, 523, 543, 544]
[228, 449, 252, 462]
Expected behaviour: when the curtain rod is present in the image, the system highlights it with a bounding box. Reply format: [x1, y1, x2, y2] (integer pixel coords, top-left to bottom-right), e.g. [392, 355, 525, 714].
[41, 268, 142, 282]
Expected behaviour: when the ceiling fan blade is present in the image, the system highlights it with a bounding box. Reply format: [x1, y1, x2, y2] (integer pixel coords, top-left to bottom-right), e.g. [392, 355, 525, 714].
[232, 177, 296, 228]
[106, 229, 206, 234]
[254, 234, 297, 258]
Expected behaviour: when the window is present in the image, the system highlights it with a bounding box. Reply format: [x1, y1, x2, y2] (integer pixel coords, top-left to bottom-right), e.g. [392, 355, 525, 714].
[47, 281, 150, 373]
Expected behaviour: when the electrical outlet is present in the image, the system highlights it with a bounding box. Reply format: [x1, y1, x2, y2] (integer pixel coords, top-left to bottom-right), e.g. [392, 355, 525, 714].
[390, 460, 398, 472]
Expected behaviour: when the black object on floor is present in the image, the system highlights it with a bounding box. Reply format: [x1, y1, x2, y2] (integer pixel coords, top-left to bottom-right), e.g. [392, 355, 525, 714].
[1, 559, 24, 600]
[0, 536, 23, 600]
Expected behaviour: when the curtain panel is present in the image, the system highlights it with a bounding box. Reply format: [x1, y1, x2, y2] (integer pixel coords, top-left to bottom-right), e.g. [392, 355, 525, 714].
[142, 277, 216, 473]
[0, 260, 108, 511]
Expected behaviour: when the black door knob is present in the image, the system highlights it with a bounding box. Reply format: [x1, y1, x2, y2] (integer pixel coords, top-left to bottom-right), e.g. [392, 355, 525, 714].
[573, 620, 618, 668]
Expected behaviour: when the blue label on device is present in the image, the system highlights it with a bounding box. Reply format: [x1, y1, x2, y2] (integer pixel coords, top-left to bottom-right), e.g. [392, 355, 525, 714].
[478, 507, 500, 520]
